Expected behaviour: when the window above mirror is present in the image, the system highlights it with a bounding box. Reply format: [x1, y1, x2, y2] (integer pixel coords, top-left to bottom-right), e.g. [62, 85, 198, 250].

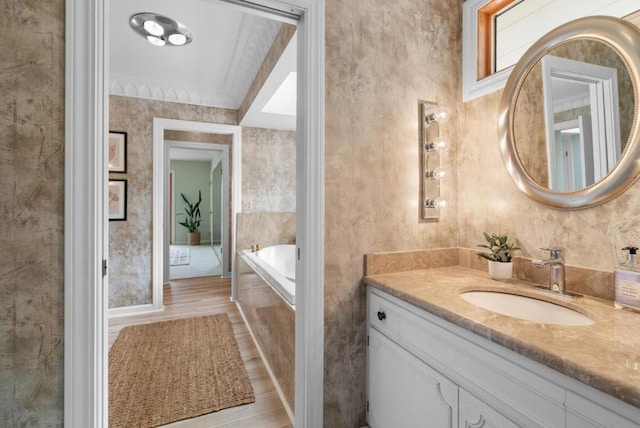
[462, 0, 640, 102]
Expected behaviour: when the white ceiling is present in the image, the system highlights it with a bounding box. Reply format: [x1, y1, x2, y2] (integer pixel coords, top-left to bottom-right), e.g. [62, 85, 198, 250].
[169, 147, 221, 165]
[109, 0, 296, 131]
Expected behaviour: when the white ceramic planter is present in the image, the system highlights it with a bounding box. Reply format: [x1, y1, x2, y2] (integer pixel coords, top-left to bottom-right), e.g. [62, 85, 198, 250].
[488, 261, 513, 281]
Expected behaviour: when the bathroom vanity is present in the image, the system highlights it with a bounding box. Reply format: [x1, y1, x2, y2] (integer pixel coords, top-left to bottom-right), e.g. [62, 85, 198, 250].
[364, 266, 640, 428]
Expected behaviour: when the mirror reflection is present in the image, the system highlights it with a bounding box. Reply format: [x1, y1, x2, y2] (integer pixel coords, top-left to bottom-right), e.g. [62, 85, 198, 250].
[513, 39, 635, 191]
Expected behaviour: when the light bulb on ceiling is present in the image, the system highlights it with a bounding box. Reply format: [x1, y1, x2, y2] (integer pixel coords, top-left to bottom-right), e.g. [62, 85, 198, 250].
[143, 20, 164, 36]
[168, 33, 187, 46]
[130, 13, 193, 47]
[147, 35, 166, 47]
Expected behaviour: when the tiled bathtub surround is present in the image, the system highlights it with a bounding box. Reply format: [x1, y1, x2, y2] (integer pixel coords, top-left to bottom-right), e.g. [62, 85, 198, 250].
[365, 247, 615, 301]
[236, 255, 295, 419]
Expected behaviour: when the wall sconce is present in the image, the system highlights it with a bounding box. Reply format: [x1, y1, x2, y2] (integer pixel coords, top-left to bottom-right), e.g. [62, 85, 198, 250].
[419, 101, 450, 221]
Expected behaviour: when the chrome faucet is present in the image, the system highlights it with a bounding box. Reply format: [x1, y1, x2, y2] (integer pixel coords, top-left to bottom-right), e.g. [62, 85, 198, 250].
[532, 248, 581, 298]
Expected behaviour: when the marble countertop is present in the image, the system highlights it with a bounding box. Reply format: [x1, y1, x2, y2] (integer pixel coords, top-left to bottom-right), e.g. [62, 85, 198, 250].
[364, 265, 640, 409]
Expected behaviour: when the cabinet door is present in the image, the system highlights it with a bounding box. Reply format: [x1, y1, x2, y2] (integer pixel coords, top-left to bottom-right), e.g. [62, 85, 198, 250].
[368, 328, 458, 428]
[458, 390, 520, 428]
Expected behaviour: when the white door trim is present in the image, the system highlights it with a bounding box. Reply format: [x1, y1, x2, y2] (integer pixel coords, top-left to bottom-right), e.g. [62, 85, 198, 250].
[64, 0, 108, 425]
[64, 0, 324, 427]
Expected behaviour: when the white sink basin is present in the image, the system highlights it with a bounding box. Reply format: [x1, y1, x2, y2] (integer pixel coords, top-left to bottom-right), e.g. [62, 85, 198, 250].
[460, 291, 594, 326]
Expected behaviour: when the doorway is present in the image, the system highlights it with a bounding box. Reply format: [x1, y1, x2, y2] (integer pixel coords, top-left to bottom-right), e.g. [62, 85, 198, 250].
[168, 142, 229, 280]
[64, 1, 324, 427]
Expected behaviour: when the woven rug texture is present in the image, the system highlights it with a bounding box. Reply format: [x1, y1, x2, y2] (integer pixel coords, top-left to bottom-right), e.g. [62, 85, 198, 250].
[109, 314, 255, 427]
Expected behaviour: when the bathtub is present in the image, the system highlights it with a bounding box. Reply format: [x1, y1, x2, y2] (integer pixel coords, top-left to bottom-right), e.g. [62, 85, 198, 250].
[240, 244, 296, 305]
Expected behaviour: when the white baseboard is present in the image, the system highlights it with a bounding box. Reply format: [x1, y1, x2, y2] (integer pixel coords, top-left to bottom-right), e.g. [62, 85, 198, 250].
[108, 303, 165, 318]
[172, 240, 212, 245]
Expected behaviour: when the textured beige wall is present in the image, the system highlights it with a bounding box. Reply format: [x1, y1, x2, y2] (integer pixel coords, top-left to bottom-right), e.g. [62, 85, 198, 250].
[0, 1, 65, 425]
[324, 0, 462, 425]
[242, 127, 296, 212]
[108, 96, 237, 308]
[458, 87, 640, 271]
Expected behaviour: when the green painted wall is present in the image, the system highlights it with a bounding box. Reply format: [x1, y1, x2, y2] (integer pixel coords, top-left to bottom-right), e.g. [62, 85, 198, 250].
[171, 160, 211, 244]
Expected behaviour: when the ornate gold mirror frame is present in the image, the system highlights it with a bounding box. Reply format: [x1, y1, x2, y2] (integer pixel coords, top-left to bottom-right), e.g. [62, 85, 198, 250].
[498, 16, 640, 209]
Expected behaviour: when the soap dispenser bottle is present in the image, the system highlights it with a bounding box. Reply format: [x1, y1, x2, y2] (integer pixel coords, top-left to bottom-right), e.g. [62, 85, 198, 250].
[614, 246, 640, 312]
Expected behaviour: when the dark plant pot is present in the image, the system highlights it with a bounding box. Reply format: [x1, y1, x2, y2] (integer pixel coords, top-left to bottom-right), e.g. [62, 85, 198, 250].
[188, 232, 201, 246]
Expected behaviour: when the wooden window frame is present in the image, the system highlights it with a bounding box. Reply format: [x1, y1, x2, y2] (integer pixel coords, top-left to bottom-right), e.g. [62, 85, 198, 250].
[476, 0, 519, 80]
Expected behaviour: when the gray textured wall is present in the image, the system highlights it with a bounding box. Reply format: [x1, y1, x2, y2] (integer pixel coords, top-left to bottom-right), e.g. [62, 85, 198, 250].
[242, 127, 296, 213]
[0, 1, 65, 425]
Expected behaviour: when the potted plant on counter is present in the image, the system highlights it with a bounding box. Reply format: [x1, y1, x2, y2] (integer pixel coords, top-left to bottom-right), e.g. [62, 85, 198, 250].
[477, 232, 520, 280]
[178, 190, 202, 245]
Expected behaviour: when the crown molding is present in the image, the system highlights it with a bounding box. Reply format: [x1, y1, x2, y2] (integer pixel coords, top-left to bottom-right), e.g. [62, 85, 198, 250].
[109, 75, 238, 108]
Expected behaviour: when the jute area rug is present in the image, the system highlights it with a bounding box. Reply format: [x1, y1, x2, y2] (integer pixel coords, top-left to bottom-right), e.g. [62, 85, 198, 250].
[109, 314, 255, 427]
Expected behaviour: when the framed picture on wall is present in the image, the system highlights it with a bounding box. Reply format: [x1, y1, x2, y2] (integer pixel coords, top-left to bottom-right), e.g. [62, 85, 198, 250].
[108, 179, 127, 221]
[108, 131, 127, 173]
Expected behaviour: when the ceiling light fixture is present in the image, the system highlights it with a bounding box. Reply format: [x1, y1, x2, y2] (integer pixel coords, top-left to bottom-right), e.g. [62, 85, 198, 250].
[130, 12, 193, 47]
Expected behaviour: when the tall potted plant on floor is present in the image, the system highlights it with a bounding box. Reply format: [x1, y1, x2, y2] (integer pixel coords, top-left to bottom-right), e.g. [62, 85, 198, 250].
[477, 232, 520, 280]
[178, 190, 202, 245]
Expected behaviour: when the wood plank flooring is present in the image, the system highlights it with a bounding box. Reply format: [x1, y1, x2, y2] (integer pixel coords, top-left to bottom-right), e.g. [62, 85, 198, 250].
[108, 276, 293, 428]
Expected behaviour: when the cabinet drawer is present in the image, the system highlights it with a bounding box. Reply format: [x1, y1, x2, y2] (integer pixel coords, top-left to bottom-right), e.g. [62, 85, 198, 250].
[368, 290, 402, 342]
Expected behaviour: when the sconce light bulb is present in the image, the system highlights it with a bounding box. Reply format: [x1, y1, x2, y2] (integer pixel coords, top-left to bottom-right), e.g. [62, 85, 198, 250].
[425, 105, 451, 125]
[433, 106, 451, 123]
[434, 136, 449, 150]
[425, 167, 446, 180]
[425, 198, 447, 209]
[426, 136, 450, 152]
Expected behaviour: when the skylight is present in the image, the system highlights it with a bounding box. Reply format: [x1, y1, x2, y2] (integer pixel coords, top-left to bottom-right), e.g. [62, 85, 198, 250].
[261, 72, 297, 116]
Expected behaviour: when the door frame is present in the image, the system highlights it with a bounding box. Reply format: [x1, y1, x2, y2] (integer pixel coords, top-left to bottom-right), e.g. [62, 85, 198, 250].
[64, 0, 324, 427]
[163, 135, 233, 286]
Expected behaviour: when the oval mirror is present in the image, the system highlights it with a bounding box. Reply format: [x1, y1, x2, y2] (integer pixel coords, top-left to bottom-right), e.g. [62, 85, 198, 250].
[499, 16, 640, 209]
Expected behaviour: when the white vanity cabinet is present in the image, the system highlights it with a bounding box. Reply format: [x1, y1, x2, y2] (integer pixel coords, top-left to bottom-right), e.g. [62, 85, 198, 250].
[368, 328, 457, 427]
[366, 286, 640, 428]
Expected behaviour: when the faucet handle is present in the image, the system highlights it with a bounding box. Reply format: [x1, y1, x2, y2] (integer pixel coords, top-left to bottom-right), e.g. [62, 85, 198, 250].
[540, 247, 563, 259]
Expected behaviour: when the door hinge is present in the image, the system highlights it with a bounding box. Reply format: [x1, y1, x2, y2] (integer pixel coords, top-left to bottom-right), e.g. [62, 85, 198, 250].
[366, 401, 369, 412]
[102, 259, 107, 277]
[367, 335, 369, 346]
